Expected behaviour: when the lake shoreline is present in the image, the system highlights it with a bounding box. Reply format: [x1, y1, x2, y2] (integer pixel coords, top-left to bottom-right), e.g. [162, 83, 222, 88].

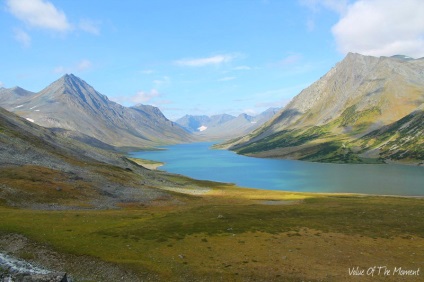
[130, 141, 424, 197]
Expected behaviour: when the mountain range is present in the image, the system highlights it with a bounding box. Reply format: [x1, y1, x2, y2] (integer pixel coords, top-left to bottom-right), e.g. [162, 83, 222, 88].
[175, 108, 280, 140]
[1, 53, 423, 165]
[1, 74, 191, 148]
[220, 53, 424, 164]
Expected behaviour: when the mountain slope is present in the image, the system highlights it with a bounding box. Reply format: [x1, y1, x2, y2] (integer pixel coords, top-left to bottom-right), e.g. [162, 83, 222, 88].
[222, 54, 424, 164]
[1, 105, 217, 211]
[0, 106, 180, 209]
[2, 74, 191, 148]
[356, 109, 424, 163]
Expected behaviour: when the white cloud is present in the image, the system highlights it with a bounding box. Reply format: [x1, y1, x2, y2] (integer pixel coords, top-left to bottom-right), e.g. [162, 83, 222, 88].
[13, 27, 31, 47]
[130, 89, 160, 104]
[153, 76, 170, 86]
[279, 54, 302, 66]
[53, 66, 66, 74]
[154, 99, 173, 105]
[332, 0, 424, 58]
[218, 76, 236, 82]
[53, 59, 93, 74]
[243, 109, 257, 116]
[300, 0, 349, 14]
[255, 99, 290, 108]
[6, 0, 71, 32]
[141, 70, 155, 75]
[76, 59, 93, 71]
[233, 66, 251, 71]
[300, 0, 349, 31]
[0, 81, 4, 88]
[175, 54, 236, 67]
[79, 19, 101, 35]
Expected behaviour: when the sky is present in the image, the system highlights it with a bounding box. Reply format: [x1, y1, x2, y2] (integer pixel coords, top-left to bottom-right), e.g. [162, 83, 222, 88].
[1, 0, 424, 120]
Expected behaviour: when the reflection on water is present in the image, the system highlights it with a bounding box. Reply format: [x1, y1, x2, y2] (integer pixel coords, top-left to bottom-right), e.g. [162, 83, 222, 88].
[130, 142, 424, 196]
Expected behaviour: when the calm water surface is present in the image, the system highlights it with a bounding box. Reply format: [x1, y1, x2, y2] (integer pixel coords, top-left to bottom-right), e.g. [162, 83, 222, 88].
[130, 142, 424, 196]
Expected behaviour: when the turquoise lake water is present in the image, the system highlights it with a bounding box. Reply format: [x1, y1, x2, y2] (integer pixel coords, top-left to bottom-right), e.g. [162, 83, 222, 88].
[130, 142, 424, 196]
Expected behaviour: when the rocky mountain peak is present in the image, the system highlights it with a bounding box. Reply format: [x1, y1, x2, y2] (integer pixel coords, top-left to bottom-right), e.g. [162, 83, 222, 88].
[1, 74, 191, 147]
[40, 74, 110, 109]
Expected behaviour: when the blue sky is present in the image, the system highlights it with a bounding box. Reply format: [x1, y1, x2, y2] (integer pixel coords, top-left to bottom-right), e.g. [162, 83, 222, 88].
[1, 0, 423, 120]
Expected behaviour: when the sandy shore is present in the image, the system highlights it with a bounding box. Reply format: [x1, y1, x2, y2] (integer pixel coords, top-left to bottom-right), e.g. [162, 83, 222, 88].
[128, 157, 164, 170]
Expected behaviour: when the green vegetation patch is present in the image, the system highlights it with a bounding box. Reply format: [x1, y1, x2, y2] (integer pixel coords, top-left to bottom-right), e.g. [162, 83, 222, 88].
[358, 110, 424, 161]
[0, 195, 423, 279]
[299, 141, 366, 163]
[236, 126, 329, 155]
[0, 165, 97, 206]
[338, 105, 382, 130]
[96, 196, 424, 241]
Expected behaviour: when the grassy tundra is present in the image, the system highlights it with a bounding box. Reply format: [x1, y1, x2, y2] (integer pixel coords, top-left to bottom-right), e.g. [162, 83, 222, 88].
[0, 168, 423, 281]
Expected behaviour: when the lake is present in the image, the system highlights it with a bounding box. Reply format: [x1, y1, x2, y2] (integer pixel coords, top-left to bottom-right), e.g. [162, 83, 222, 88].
[130, 142, 424, 196]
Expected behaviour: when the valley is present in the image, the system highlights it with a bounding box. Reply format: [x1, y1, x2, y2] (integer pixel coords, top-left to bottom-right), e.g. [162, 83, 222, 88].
[1, 53, 423, 281]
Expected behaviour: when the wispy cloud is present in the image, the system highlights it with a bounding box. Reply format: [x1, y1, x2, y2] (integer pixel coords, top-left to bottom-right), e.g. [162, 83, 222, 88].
[233, 65, 251, 71]
[153, 76, 170, 86]
[79, 19, 101, 35]
[112, 89, 162, 105]
[6, 0, 71, 32]
[255, 99, 289, 108]
[299, 0, 349, 14]
[130, 89, 160, 104]
[218, 76, 236, 82]
[13, 27, 31, 47]
[175, 54, 236, 67]
[141, 69, 155, 75]
[243, 108, 257, 116]
[53, 59, 93, 74]
[154, 99, 173, 105]
[77, 59, 93, 71]
[279, 54, 303, 66]
[255, 84, 308, 100]
[0, 81, 4, 88]
[332, 0, 424, 57]
[300, 0, 349, 31]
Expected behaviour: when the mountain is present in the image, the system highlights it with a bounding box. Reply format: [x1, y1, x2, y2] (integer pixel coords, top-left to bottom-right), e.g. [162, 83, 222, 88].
[221, 53, 424, 164]
[255, 107, 281, 124]
[1, 74, 191, 148]
[175, 114, 234, 133]
[0, 107, 176, 209]
[175, 108, 280, 140]
[356, 109, 424, 163]
[0, 86, 34, 106]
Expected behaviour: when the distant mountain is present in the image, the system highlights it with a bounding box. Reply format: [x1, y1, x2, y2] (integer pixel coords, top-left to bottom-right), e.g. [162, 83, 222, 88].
[221, 53, 424, 164]
[175, 108, 280, 140]
[175, 114, 234, 133]
[0, 86, 34, 105]
[1, 74, 191, 148]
